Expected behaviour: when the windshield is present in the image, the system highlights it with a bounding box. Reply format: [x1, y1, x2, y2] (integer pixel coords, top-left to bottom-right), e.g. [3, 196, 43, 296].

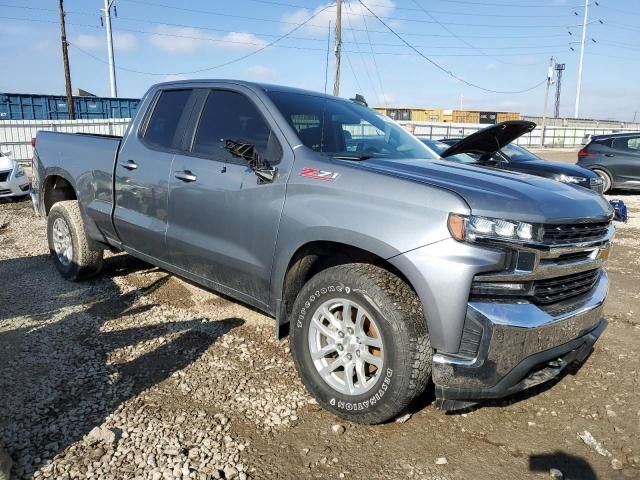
[499, 143, 539, 162]
[268, 91, 437, 160]
[420, 139, 477, 164]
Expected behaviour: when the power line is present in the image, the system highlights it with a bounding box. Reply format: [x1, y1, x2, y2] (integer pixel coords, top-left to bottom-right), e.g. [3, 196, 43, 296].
[342, 1, 379, 101]
[69, 2, 335, 76]
[116, 0, 583, 30]
[360, 6, 386, 106]
[246, 0, 570, 16]
[343, 50, 364, 95]
[0, 14, 573, 59]
[0, 2, 95, 16]
[421, 0, 583, 7]
[0, 3, 578, 39]
[409, 0, 521, 66]
[355, 0, 548, 94]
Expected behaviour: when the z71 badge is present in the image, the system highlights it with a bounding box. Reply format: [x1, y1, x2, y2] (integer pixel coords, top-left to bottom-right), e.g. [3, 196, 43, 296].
[299, 167, 340, 181]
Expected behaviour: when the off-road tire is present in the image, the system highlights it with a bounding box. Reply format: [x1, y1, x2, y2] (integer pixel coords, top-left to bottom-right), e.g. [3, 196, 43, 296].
[47, 200, 104, 280]
[592, 168, 612, 193]
[290, 263, 432, 424]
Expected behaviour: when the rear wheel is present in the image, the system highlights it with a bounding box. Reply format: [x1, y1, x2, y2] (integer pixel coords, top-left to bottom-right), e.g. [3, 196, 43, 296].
[592, 168, 612, 193]
[47, 200, 103, 280]
[290, 264, 432, 424]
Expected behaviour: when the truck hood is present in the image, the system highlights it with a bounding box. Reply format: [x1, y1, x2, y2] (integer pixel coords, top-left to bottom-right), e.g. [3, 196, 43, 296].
[355, 157, 612, 224]
[441, 120, 536, 160]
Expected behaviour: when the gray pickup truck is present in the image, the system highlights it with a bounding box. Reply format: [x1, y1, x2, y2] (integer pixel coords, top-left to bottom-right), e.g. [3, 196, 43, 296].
[31, 80, 614, 424]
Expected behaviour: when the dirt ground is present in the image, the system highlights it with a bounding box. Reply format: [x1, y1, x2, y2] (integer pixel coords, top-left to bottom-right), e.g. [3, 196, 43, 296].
[1, 151, 639, 480]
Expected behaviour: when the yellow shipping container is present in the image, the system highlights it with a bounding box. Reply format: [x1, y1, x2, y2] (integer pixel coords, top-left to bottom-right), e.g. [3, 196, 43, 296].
[452, 110, 480, 124]
[497, 111, 521, 122]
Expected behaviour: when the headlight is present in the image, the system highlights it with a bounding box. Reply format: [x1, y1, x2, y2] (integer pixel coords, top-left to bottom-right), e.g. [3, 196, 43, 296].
[448, 213, 538, 242]
[557, 174, 586, 184]
[14, 163, 25, 178]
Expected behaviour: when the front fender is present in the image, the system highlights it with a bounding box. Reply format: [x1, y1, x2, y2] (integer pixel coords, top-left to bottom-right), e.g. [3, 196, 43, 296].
[389, 239, 507, 353]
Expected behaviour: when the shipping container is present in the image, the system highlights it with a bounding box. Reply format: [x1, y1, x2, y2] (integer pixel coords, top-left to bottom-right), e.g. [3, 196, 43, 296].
[479, 111, 498, 124]
[497, 111, 521, 122]
[373, 106, 520, 124]
[453, 110, 481, 124]
[0, 93, 140, 120]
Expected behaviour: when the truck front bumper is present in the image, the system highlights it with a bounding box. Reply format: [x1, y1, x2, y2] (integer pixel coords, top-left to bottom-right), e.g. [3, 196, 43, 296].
[432, 270, 608, 411]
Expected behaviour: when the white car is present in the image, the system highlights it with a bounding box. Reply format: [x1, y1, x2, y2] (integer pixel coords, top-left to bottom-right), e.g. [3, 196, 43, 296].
[0, 150, 30, 198]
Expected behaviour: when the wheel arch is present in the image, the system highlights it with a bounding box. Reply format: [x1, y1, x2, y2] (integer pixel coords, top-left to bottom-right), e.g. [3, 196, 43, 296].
[42, 171, 78, 215]
[273, 238, 418, 338]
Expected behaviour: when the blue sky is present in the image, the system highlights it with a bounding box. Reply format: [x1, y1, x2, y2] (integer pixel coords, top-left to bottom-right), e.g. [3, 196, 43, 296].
[0, 0, 637, 120]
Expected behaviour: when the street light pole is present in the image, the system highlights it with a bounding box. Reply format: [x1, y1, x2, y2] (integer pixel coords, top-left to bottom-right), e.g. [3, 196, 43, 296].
[541, 57, 554, 147]
[574, 0, 589, 118]
[102, 0, 118, 97]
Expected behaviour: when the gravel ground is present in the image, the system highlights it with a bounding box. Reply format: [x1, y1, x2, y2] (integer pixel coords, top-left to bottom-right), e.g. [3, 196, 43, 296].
[1, 154, 639, 479]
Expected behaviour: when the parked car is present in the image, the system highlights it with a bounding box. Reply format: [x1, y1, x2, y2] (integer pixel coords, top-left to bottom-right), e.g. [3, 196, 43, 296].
[431, 129, 604, 194]
[0, 150, 30, 199]
[31, 81, 613, 423]
[577, 132, 640, 192]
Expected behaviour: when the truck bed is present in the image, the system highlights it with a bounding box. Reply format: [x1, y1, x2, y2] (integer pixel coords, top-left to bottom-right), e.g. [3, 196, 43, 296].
[35, 130, 122, 243]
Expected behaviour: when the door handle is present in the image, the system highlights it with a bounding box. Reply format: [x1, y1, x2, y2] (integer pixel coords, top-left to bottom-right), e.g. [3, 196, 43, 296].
[604, 154, 615, 157]
[121, 160, 138, 170]
[175, 170, 197, 182]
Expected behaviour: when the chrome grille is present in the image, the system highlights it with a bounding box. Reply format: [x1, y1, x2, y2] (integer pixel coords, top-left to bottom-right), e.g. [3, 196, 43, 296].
[0, 170, 10, 182]
[532, 269, 601, 304]
[542, 221, 610, 245]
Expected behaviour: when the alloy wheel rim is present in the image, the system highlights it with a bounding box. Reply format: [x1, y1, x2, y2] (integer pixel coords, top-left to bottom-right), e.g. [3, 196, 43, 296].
[595, 170, 611, 192]
[308, 298, 384, 396]
[52, 217, 73, 267]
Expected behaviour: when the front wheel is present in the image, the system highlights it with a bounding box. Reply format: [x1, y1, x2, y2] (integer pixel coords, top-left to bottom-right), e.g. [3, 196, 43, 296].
[290, 264, 432, 424]
[47, 200, 104, 280]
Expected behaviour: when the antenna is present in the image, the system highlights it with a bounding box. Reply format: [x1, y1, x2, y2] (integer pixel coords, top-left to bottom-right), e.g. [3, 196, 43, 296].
[324, 20, 331, 95]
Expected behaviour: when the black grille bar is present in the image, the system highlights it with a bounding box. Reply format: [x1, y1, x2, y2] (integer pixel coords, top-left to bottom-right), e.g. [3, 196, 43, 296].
[532, 269, 601, 304]
[542, 221, 610, 245]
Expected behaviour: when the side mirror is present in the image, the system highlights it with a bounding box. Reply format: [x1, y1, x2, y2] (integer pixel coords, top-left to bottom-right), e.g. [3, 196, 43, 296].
[254, 164, 277, 183]
[223, 139, 277, 183]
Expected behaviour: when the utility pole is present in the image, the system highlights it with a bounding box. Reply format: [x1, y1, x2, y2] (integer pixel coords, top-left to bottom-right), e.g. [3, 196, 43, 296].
[574, 0, 589, 118]
[540, 57, 554, 147]
[333, 0, 342, 96]
[102, 0, 118, 97]
[58, 0, 75, 119]
[554, 63, 565, 118]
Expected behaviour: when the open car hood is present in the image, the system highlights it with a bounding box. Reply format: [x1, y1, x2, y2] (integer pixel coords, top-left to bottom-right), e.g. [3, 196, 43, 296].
[440, 120, 536, 160]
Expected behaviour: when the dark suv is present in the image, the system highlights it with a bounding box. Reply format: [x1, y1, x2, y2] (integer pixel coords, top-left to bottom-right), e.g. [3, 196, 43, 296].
[578, 132, 640, 192]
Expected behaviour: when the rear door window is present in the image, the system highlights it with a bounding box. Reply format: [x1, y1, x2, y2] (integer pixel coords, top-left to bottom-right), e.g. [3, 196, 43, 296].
[143, 89, 193, 150]
[627, 136, 640, 152]
[191, 90, 282, 164]
[611, 136, 640, 152]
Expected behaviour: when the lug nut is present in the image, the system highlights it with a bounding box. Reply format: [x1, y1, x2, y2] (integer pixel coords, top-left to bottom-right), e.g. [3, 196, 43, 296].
[338, 331, 345, 338]
[355, 350, 361, 357]
[347, 327, 354, 335]
[337, 344, 344, 351]
[346, 353, 352, 361]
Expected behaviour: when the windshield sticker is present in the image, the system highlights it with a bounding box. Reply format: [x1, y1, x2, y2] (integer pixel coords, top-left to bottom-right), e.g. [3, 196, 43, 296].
[299, 167, 340, 181]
